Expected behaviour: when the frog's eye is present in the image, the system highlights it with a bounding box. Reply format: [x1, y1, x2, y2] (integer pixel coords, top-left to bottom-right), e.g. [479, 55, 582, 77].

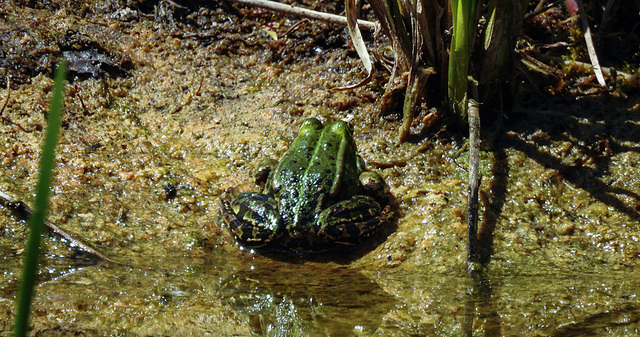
[329, 120, 353, 137]
[299, 118, 324, 133]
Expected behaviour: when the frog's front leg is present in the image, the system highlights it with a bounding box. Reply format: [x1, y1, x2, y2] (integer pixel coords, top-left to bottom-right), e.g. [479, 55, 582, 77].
[315, 195, 387, 245]
[222, 192, 283, 247]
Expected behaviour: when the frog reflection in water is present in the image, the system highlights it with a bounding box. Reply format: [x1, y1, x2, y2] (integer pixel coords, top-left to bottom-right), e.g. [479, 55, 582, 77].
[221, 118, 392, 252]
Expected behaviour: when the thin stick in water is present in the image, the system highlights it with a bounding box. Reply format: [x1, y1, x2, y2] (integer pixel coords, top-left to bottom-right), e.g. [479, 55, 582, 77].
[467, 99, 481, 274]
[0, 191, 125, 266]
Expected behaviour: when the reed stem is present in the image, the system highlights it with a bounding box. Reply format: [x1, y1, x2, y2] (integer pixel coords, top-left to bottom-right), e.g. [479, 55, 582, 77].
[13, 59, 67, 337]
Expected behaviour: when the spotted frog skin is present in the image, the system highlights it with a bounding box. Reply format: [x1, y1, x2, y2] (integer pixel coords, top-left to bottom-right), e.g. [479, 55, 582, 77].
[221, 118, 391, 252]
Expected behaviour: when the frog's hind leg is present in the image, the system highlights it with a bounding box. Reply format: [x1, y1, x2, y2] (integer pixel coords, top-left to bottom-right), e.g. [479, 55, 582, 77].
[222, 192, 283, 247]
[315, 195, 385, 245]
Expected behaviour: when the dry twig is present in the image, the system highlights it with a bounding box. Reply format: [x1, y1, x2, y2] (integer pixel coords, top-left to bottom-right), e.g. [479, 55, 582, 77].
[227, 0, 377, 30]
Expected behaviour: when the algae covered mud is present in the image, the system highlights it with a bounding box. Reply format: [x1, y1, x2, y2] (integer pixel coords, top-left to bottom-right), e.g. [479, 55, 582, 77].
[1, 0, 640, 335]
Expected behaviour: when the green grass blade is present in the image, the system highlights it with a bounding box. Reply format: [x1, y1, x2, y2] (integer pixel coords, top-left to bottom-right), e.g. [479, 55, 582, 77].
[13, 59, 67, 337]
[448, 0, 477, 123]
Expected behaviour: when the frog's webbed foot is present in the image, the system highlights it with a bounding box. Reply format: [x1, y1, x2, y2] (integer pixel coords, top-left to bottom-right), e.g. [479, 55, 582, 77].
[222, 192, 283, 247]
[316, 195, 389, 245]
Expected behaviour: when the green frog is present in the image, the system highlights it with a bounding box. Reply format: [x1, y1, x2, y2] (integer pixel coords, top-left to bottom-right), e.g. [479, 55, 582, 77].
[221, 118, 391, 252]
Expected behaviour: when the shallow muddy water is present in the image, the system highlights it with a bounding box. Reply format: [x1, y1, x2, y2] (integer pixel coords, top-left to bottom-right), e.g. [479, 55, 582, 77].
[3, 251, 640, 336]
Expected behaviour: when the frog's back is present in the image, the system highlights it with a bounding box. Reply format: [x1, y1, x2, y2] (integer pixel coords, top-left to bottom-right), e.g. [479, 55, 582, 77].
[268, 119, 360, 228]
